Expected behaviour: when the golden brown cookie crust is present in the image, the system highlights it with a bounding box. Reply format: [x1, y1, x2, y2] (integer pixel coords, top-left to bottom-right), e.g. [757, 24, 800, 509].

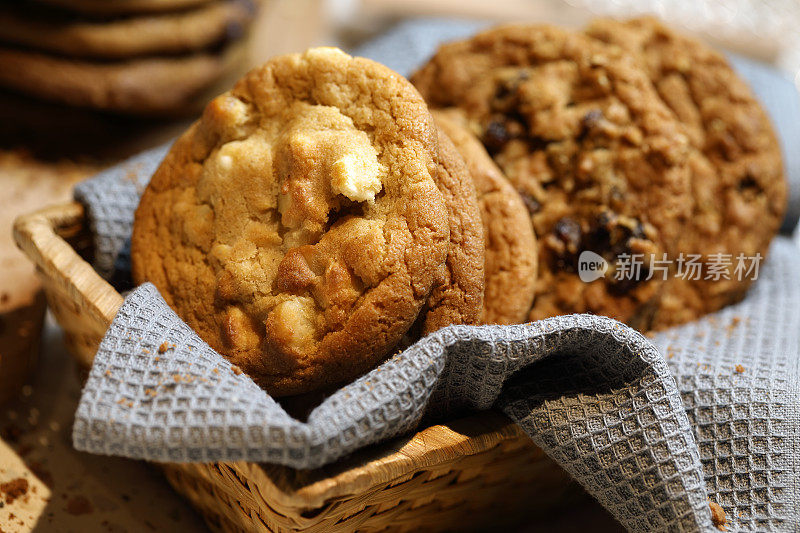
[0, 1, 254, 60]
[433, 109, 537, 325]
[413, 25, 693, 328]
[586, 17, 787, 328]
[132, 48, 450, 395]
[418, 128, 485, 334]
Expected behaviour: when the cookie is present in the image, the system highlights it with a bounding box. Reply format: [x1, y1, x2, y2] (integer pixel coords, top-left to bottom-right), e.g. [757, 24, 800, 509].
[433, 109, 536, 325]
[413, 25, 693, 328]
[0, 0, 255, 60]
[0, 41, 245, 115]
[131, 47, 451, 395]
[418, 127, 484, 334]
[586, 17, 787, 328]
[30, 0, 212, 16]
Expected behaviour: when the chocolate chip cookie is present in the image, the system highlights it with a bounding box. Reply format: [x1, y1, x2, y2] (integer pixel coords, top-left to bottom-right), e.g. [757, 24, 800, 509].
[132, 48, 451, 395]
[433, 109, 536, 325]
[420, 128, 484, 334]
[586, 17, 787, 328]
[413, 25, 693, 328]
[0, 0, 255, 59]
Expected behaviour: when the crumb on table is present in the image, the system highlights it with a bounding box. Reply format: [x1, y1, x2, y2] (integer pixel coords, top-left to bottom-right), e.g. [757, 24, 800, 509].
[0, 477, 29, 504]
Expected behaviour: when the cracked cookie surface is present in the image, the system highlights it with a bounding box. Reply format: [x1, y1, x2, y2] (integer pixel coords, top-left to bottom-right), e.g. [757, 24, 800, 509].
[419, 127, 484, 334]
[132, 47, 450, 395]
[433, 109, 536, 325]
[586, 17, 787, 328]
[413, 25, 693, 328]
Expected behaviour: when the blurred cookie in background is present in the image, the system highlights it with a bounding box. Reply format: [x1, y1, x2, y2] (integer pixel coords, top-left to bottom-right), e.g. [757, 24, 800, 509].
[0, 0, 255, 59]
[0, 0, 258, 159]
[28, 0, 213, 16]
[586, 17, 787, 328]
[0, 40, 247, 115]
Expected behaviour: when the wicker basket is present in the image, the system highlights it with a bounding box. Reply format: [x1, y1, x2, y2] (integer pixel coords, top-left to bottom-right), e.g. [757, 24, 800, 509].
[13, 202, 579, 532]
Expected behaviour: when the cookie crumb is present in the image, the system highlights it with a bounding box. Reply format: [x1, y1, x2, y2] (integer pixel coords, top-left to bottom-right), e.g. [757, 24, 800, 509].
[65, 495, 93, 515]
[0, 478, 29, 504]
[158, 342, 170, 354]
[734, 364, 745, 374]
[231, 366, 242, 376]
[709, 501, 727, 530]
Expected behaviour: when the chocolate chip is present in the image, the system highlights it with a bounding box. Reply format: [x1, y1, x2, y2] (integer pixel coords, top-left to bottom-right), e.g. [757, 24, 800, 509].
[582, 109, 603, 129]
[550, 217, 583, 271]
[585, 212, 652, 294]
[596, 211, 612, 227]
[738, 174, 763, 200]
[738, 176, 758, 191]
[482, 120, 512, 152]
[494, 83, 513, 102]
[518, 192, 541, 214]
[632, 221, 646, 240]
[554, 217, 582, 251]
[493, 71, 529, 107]
[578, 109, 605, 142]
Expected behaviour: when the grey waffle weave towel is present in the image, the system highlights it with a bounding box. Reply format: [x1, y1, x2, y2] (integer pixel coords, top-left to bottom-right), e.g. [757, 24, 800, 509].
[72, 20, 800, 532]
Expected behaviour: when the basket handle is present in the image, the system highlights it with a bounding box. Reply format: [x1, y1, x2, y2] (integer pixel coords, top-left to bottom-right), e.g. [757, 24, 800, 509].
[13, 202, 124, 332]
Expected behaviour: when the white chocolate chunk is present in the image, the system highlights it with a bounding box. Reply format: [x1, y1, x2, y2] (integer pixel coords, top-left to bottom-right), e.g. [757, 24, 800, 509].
[330, 151, 384, 202]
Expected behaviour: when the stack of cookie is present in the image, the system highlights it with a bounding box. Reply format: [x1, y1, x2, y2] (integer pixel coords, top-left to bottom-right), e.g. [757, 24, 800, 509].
[130, 18, 787, 397]
[0, 0, 255, 116]
[412, 18, 787, 331]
